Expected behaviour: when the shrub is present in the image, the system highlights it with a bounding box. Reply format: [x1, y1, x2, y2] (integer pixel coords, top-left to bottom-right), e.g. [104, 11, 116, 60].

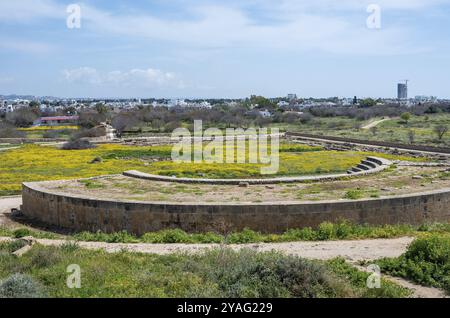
[60, 241, 80, 253]
[273, 255, 353, 298]
[0, 240, 27, 253]
[0, 123, 26, 138]
[344, 189, 365, 200]
[74, 230, 138, 243]
[377, 235, 450, 293]
[142, 229, 195, 244]
[29, 246, 62, 268]
[62, 139, 96, 150]
[227, 228, 265, 244]
[0, 273, 46, 298]
[400, 112, 411, 124]
[72, 127, 105, 139]
[13, 228, 32, 238]
[185, 248, 355, 298]
[327, 258, 410, 298]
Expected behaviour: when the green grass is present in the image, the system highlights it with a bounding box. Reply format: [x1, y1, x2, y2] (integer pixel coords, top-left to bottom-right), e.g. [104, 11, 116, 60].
[375, 234, 450, 294]
[79, 180, 106, 189]
[282, 114, 450, 147]
[343, 188, 380, 200]
[326, 258, 410, 298]
[0, 227, 60, 240]
[0, 243, 407, 298]
[68, 221, 450, 244]
[3, 222, 449, 245]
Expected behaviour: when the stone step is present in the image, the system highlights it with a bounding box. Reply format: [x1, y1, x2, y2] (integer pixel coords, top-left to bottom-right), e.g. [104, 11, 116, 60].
[357, 163, 371, 171]
[366, 156, 392, 166]
[361, 160, 377, 168]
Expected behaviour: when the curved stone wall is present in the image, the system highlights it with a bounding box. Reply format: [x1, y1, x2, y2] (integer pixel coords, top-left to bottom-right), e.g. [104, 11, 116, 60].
[123, 157, 392, 185]
[21, 181, 450, 235]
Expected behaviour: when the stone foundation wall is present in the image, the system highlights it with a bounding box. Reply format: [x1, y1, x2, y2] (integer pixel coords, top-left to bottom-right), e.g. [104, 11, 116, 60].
[21, 182, 450, 235]
[287, 132, 450, 155]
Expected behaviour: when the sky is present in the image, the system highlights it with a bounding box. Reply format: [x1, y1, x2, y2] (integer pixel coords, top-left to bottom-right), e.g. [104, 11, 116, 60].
[0, 0, 450, 99]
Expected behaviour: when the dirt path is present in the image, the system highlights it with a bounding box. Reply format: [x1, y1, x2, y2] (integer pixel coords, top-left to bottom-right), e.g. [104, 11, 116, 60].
[0, 235, 414, 261]
[361, 117, 393, 130]
[0, 196, 21, 226]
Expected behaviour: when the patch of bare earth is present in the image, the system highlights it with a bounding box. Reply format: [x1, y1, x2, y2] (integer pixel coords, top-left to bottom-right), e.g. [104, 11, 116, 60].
[0, 196, 22, 227]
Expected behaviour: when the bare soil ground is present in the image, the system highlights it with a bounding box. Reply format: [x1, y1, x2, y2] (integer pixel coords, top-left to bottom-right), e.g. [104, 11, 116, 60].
[39, 166, 450, 203]
[361, 117, 395, 130]
[0, 196, 21, 227]
[0, 235, 413, 261]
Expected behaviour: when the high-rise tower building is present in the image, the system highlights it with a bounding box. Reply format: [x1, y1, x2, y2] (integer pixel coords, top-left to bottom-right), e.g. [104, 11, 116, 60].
[398, 82, 408, 100]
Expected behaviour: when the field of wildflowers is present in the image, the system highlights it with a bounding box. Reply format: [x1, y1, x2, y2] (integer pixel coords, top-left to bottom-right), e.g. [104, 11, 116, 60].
[0, 143, 422, 196]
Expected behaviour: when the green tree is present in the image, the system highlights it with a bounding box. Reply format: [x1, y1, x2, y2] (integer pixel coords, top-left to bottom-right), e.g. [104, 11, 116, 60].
[249, 95, 277, 110]
[400, 112, 411, 124]
[359, 98, 376, 108]
[95, 103, 108, 115]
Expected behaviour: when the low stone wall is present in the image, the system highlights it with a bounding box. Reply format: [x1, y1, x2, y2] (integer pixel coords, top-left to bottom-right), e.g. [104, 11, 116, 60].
[123, 156, 391, 185]
[21, 182, 450, 235]
[287, 132, 450, 155]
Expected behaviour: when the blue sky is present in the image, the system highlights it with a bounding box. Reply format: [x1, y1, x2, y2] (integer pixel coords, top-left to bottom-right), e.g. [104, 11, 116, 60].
[0, 0, 450, 99]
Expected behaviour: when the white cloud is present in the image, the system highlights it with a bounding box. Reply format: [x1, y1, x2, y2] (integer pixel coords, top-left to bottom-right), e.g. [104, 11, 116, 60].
[63, 67, 101, 84]
[63, 67, 184, 88]
[0, 39, 53, 53]
[75, 1, 445, 55]
[0, 0, 448, 55]
[0, 0, 63, 22]
[257, 0, 449, 13]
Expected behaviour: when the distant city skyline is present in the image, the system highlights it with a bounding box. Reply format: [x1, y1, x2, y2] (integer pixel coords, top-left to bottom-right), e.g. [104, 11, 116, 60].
[1, 0, 450, 98]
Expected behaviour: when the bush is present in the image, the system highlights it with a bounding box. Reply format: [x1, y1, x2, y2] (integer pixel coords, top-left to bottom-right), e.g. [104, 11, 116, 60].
[344, 189, 365, 200]
[72, 127, 105, 139]
[227, 228, 265, 244]
[5, 108, 38, 127]
[13, 228, 32, 238]
[185, 248, 355, 298]
[29, 247, 62, 268]
[74, 230, 138, 243]
[62, 139, 96, 150]
[0, 273, 46, 298]
[327, 258, 409, 298]
[0, 240, 27, 253]
[377, 235, 450, 293]
[142, 229, 195, 244]
[0, 123, 26, 138]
